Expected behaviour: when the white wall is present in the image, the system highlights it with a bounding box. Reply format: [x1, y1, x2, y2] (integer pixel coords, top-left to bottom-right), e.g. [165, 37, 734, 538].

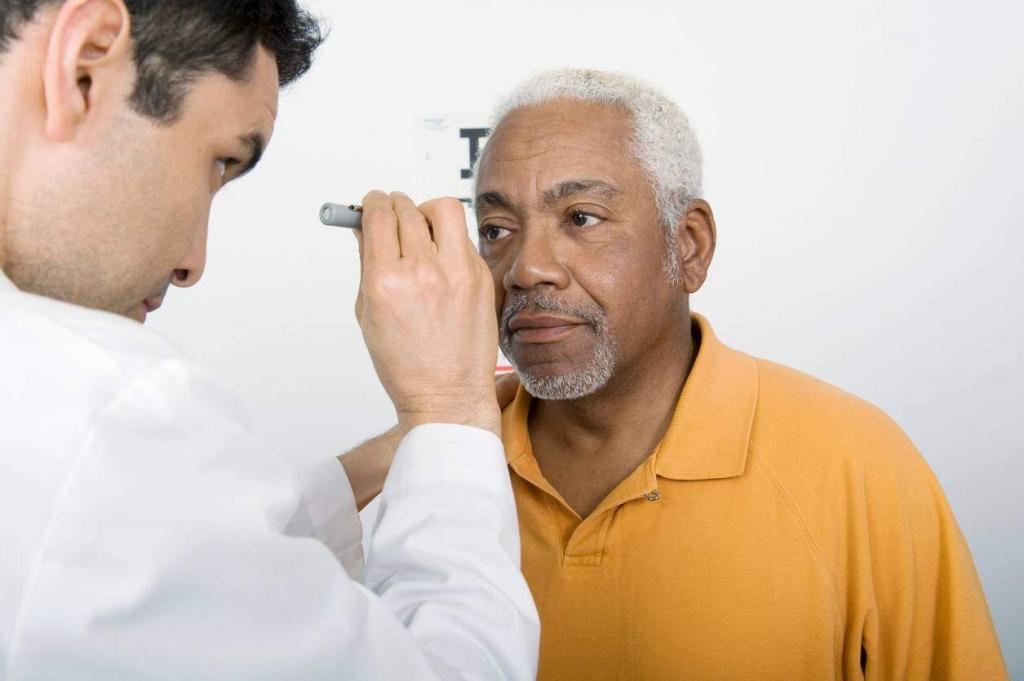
[151, 0, 1024, 672]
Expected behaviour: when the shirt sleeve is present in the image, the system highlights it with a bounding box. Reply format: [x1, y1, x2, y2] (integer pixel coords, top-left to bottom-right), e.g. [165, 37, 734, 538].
[6, 360, 539, 681]
[859, 430, 1009, 681]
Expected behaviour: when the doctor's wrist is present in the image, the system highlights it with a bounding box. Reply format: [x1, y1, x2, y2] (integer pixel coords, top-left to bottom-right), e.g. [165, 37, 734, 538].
[397, 401, 501, 440]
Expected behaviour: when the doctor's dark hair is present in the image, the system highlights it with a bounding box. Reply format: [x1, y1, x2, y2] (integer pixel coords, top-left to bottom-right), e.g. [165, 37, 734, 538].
[0, 0, 323, 123]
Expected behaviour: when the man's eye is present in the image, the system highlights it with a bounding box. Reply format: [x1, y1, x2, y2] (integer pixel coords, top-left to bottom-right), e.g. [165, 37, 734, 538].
[569, 211, 602, 228]
[481, 225, 512, 242]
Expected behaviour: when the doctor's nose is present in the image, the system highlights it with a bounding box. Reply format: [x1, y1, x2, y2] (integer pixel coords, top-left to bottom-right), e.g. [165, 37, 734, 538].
[172, 221, 210, 289]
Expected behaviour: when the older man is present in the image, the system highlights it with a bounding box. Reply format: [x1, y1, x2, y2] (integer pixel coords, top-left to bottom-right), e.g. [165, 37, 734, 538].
[468, 69, 1008, 680]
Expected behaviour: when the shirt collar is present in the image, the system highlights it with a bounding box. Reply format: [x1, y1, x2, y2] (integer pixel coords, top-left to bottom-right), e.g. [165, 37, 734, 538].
[501, 313, 759, 481]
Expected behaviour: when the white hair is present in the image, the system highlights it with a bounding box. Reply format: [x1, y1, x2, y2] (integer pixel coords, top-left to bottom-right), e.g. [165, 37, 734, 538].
[474, 68, 704, 282]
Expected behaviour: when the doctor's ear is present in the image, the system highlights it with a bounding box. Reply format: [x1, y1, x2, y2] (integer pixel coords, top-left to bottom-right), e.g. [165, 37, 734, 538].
[43, 0, 133, 142]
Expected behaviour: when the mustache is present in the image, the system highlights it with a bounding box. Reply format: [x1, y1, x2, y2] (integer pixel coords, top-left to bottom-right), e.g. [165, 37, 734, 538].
[500, 292, 608, 338]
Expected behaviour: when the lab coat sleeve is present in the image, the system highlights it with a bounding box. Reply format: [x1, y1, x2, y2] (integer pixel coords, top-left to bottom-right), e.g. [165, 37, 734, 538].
[6, 359, 539, 681]
[366, 426, 540, 680]
[287, 457, 366, 583]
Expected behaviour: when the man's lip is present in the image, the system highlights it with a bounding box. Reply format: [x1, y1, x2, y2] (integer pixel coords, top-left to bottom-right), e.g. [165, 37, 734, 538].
[508, 313, 586, 332]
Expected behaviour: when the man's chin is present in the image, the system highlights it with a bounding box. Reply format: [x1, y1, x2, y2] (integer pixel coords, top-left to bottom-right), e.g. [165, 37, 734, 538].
[508, 335, 617, 399]
[517, 368, 608, 401]
[511, 356, 616, 402]
[512, 358, 583, 381]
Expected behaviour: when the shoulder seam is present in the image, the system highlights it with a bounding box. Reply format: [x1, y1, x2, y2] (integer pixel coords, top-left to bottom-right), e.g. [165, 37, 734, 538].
[747, 443, 844, 658]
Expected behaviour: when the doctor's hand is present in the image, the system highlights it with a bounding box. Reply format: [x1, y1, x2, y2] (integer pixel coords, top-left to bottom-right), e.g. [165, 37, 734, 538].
[354, 191, 501, 437]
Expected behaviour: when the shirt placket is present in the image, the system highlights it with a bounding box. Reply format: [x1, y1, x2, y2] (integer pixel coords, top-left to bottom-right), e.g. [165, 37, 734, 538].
[513, 452, 661, 567]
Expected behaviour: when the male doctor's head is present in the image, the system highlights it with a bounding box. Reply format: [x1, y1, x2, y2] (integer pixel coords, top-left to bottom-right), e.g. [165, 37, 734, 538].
[0, 0, 321, 322]
[474, 70, 718, 401]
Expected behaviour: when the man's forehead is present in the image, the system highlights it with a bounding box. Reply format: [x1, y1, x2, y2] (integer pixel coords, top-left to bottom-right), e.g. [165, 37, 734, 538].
[477, 100, 639, 201]
[487, 100, 631, 157]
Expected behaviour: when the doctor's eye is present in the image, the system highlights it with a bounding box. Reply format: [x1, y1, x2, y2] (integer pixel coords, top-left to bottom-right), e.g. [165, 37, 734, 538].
[480, 224, 512, 242]
[215, 158, 239, 181]
[568, 211, 603, 229]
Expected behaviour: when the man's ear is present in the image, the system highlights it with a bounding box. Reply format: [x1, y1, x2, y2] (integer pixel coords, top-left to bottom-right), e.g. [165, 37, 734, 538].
[43, 0, 132, 142]
[675, 199, 717, 294]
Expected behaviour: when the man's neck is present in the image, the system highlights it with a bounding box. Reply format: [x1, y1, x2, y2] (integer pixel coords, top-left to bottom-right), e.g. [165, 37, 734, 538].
[527, 312, 697, 518]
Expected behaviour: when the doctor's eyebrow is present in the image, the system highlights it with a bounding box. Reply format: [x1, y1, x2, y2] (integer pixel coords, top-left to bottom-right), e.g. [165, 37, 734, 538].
[234, 132, 266, 179]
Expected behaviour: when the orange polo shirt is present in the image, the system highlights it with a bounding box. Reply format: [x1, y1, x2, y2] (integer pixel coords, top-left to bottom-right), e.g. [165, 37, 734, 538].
[501, 315, 1007, 681]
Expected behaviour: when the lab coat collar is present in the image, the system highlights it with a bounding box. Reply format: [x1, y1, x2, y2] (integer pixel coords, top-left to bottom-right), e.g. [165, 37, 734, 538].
[0, 268, 16, 291]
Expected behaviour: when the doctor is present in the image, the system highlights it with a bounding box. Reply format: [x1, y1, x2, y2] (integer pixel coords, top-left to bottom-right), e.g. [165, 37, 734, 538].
[0, 1, 538, 680]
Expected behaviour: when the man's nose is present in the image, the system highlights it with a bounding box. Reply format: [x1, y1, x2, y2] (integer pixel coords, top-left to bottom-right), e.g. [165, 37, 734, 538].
[504, 227, 571, 292]
[171, 220, 209, 289]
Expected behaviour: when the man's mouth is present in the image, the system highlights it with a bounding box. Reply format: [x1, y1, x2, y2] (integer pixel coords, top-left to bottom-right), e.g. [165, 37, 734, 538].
[508, 313, 587, 344]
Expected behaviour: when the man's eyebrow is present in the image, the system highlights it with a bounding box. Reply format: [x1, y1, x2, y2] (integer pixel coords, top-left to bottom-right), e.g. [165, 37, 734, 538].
[475, 180, 621, 212]
[475, 191, 515, 211]
[542, 179, 621, 205]
[235, 132, 266, 178]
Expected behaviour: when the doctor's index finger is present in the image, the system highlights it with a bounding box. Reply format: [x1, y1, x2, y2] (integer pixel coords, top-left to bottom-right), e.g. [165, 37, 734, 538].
[360, 191, 400, 264]
[418, 197, 474, 259]
[390, 192, 434, 259]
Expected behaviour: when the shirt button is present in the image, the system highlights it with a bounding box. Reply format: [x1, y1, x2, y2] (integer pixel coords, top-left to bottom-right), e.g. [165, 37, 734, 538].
[644, 490, 661, 502]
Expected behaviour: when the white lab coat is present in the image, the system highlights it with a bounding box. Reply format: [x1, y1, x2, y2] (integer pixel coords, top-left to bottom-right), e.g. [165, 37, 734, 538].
[0, 271, 539, 680]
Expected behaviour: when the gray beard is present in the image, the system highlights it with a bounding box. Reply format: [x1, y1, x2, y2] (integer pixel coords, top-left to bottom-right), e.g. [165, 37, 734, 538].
[499, 292, 618, 401]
